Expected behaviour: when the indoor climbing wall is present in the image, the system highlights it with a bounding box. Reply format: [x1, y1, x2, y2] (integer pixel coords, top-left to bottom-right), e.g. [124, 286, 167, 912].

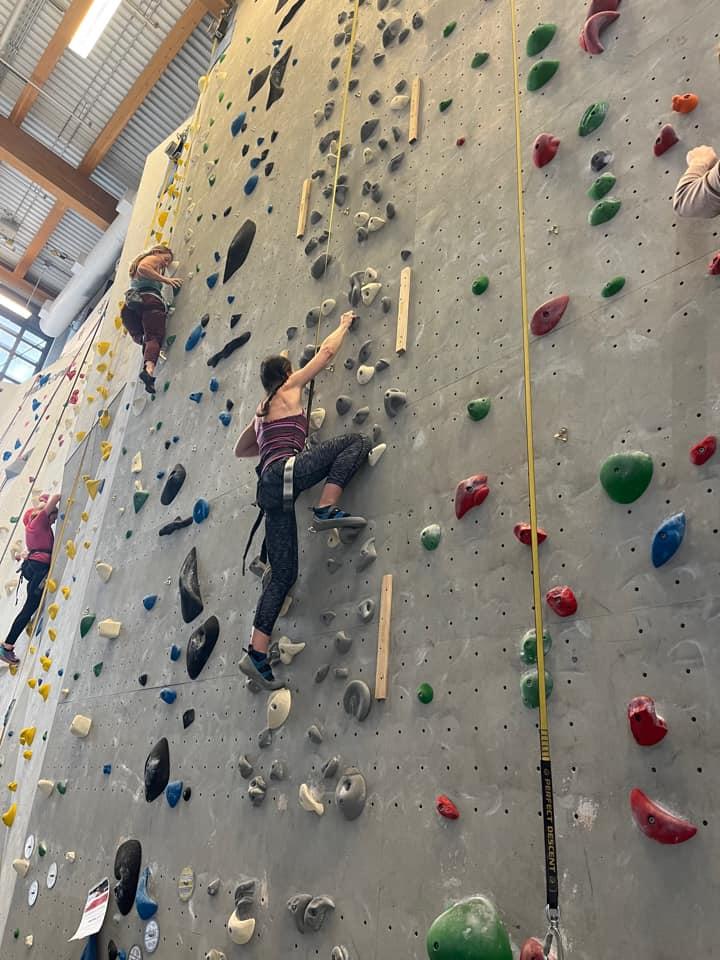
[1, 0, 719, 957]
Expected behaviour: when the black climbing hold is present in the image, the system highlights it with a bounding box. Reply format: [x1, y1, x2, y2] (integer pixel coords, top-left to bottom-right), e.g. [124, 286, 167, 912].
[310, 210, 322, 225]
[144, 738, 170, 803]
[159, 516, 193, 537]
[398, 27, 410, 42]
[113, 839, 142, 915]
[311, 254, 332, 279]
[591, 149, 614, 172]
[336, 396, 352, 415]
[412, 11, 423, 29]
[369, 89, 381, 104]
[138, 673, 148, 686]
[230, 313, 242, 328]
[182, 709, 195, 729]
[267, 46, 293, 109]
[378, 137, 388, 150]
[360, 118, 379, 142]
[395, 79, 406, 93]
[371, 183, 383, 203]
[286, 326, 297, 340]
[401, 249, 412, 260]
[388, 153, 404, 173]
[200, 313, 210, 328]
[223, 220, 256, 283]
[186, 615, 219, 680]
[392, 125, 401, 142]
[160, 464, 186, 506]
[278, 0, 306, 30]
[207, 332, 251, 367]
[183, 786, 191, 801]
[248, 64, 270, 100]
[382, 18, 402, 47]
[373, 52, 385, 66]
[319, 129, 340, 153]
[304, 238, 318, 255]
[386, 202, 396, 219]
[179, 546, 203, 624]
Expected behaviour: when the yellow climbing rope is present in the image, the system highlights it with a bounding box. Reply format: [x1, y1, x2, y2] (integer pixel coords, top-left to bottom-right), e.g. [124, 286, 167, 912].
[508, 1, 563, 955]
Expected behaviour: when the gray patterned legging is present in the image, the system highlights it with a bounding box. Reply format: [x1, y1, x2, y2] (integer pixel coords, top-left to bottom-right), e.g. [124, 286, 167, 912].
[253, 433, 372, 635]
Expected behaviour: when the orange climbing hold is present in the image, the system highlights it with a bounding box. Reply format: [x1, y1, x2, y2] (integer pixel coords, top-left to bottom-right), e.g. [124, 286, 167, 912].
[671, 93, 699, 114]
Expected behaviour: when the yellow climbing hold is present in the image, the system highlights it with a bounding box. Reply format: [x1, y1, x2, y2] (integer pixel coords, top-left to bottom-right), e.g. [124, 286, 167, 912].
[75, 431, 86, 442]
[85, 478, 102, 500]
[98, 618, 122, 638]
[48, 603, 59, 620]
[2, 803, 17, 827]
[96, 341, 111, 356]
[158, 211, 168, 227]
[7, 781, 17, 792]
[99, 410, 110, 429]
[48, 628, 56, 642]
[66, 540, 77, 559]
[81, 511, 89, 521]
[100, 442, 112, 461]
[61, 586, 70, 599]
[96, 363, 107, 373]
[86, 395, 95, 404]
[70, 715, 92, 737]
[19, 727, 36, 745]
[106, 370, 114, 381]
[40, 656, 52, 672]
[97, 385, 109, 399]
[198, 75, 208, 92]
[47, 578, 57, 593]
[27, 679, 37, 689]
[38, 683, 50, 701]
[83, 541, 91, 549]
[114, 315, 122, 330]
[22, 750, 32, 760]
[131, 452, 143, 473]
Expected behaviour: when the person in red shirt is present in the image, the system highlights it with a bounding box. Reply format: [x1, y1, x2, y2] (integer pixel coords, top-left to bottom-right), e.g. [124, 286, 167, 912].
[1, 492, 60, 664]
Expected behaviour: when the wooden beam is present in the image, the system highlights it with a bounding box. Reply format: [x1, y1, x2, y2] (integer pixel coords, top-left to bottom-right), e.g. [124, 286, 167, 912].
[408, 76, 422, 144]
[0, 118, 116, 228]
[374, 574, 393, 700]
[13, 203, 68, 280]
[395, 266, 411, 355]
[9, 0, 96, 126]
[296, 178, 312, 239]
[0, 264, 52, 304]
[79, 0, 208, 174]
[198, 0, 227, 17]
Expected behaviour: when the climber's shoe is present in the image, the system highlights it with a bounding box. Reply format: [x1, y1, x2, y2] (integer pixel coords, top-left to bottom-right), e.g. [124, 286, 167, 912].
[239, 647, 287, 690]
[310, 506, 367, 530]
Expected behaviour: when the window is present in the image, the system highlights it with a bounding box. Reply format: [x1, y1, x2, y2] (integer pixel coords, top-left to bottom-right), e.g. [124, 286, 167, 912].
[0, 312, 51, 384]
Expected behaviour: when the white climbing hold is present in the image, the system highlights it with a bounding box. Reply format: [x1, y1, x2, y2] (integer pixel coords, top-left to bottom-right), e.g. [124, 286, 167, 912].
[321, 298, 337, 317]
[363, 148, 375, 164]
[310, 408, 326, 429]
[132, 396, 147, 416]
[37, 779, 55, 797]
[227, 914, 255, 945]
[354, 211, 370, 226]
[356, 364, 375, 385]
[98, 618, 122, 638]
[4, 578, 18, 596]
[205, 951, 226, 960]
[361, 282, 382, 306]
[299, 783, 324, 815]
[131, 452, 143, 473]
[12, 858, 30, 877]
[70, 715, 92, 738]
[279, 594, 293, 618]
[327, 529, 341, 548]
[95, 562, 113, 582]
[390, 94, 410, 111]
[368, 216, 385, 232]
[24, 934, 33, 947]
[368, 443, 387, 466]
[363, 267, 378, 283]
[278, 637, 306, 665]
[313, 109, 324, 125]
[267, 688, 292, 730]
[65, 851, 76, 862]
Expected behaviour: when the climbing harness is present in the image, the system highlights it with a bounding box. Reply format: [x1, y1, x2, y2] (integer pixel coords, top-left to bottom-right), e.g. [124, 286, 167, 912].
[508, 0, 564, 955]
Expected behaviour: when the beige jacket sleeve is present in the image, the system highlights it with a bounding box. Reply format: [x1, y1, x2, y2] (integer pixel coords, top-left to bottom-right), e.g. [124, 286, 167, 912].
[673, 159, 720, 218]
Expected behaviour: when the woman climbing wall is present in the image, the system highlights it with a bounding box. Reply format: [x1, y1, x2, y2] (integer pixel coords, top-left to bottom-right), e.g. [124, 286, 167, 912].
[121, 245, 183, 394]
[234, 312, 372, 689]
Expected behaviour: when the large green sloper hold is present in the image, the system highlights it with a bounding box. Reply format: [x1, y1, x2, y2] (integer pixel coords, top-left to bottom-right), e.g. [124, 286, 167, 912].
[578, 101, 609, 136]
[600, 451, 653, 503]
[527, 59, 559, 92]
[80, 614, 95, 638]
[526, 23, 557, 56]
[588, 198, 621, 226]
[426, 896, 512, 960]
[588, 172, 616, 200]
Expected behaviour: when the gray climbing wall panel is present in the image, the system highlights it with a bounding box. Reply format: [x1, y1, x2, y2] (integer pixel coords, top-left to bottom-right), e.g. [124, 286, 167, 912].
[1, 0, 719, 956]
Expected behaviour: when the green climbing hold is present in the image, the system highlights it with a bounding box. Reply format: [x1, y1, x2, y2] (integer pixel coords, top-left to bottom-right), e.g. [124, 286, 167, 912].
[208, 117, 215, 127]
[56, 781, 67, 795]
[472, 276, 489, 296]
[471, 51, 489, 68]
[467, 397, 491, 421]
[219, 52, 226, 62]
[166, 335, 176, 347]
[601, 276, 625, 298]
[202, 143, 208, 154]
[527, 59, 559, 92]
[588, 197, 621, 226]
[155, 421, 162, 431]
[426, 896, 512, 960]
[443, 21, 457, 38]
[163, 381, 170, 392]
[520, 628, 552, 665]
[93, 662, 103, 677]
[209, 174, 216, 188]
[38, 841, 47, 857]
[417, 682, 434, 704]
[73, 672, 80, 681]
[13, 929, 19, 939]
[80, 615, 95, 638]
[599, 451, 653, 503]
[588, 172, 616, 200]
[421, 524, 442, 551]
[578, 101, 609, 137]
[526, 23, 557, 56]
[520, 668, 554, 708]
[133, 491, 150, 513]
[125, 530, 133, 539]
[218, 91, 224, 102]
[121, 447, 127, 456]
[439, 99, 453, 112]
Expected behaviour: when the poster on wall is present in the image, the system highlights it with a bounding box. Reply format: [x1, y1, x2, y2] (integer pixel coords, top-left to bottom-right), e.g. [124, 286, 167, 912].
[69, 877, 109, 940]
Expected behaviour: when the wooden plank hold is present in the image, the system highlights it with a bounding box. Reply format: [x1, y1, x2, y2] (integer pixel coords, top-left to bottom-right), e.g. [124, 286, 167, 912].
[375, 574, 393, 700]
[395, 267, 412, 355]
[296, 178, 312, 239]
[408, 76, 422, 144]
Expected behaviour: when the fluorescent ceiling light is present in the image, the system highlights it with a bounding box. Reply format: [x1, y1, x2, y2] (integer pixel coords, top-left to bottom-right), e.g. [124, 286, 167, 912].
[68, 0, 122, 58]
[0, 292, 31, 320]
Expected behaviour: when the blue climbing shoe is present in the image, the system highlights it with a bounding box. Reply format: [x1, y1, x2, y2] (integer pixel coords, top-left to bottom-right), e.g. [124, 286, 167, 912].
[311, 506, 367, 530]
[0, 645, 20, 665]
[239, 647, 286, 690]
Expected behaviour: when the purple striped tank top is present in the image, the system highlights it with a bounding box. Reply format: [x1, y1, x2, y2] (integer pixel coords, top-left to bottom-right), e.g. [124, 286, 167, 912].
[255, 412, 308, 475]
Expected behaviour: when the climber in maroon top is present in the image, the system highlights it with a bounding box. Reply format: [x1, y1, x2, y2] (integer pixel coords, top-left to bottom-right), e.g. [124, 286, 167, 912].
[1, 492, 60, 664]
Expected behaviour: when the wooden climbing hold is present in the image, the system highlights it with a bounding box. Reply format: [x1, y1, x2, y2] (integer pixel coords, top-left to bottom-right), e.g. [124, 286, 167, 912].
[375, 574, 393, 700]
[395, 267, 411, 354]
[296, 178, 312, 238]
[408, 76, 422, 144]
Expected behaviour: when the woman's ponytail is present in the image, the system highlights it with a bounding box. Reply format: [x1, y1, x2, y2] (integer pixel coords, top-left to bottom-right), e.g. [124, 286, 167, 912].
[258, 355, 292, 417]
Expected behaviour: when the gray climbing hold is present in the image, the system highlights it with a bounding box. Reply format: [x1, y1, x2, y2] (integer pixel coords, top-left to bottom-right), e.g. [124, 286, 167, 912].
[343, 679, 373, 720]
[386, 202, 396, 220]
[270, 760, 287, 781]
[369, 89, 381, 105]
[304, 896, 335, 932]
[315, 663, 331, 683]
[380, 297, 391, 314]
[287, 894, 314, 933]
[258, 727, 273, 749]
[352, 406, 370, 424]
[360, 118, 379, 142]
[373, 51, 385, 65]
[238, 755, 254, 779]
[358, 339, 373, 363]
[388, 153, 404, 173]
[327, 557, 343, 572]
[306, 307, 320, 328]
[390, 94, 410, 111]
[304, 238, 318, 255]
[384, 388, 407, 417]
[248, 776, 267, 805]
[344, 358, 355, 370]
[286, 326, 297, 340]
[322, 756, 341, 779]
[412, 11, 423, 28]
[368, 216, 385, 232]
[310, 210, 322, 225]
[336, 767, 367, 820]
[334, 666, 349, 679]
[361, 282, 382, 306]
[335, 631, 353, 654]
[375, 359, 390, 373]
[358, 598, 376, 622]
[336, 396, 352, 416]
[383, 18, 402, 46]
[307, 723, 324, 744]
[207, 878, 221, 896]
[357, 537, 377, 571]
[357, 364, 375, 385]
[356, 227, 368, 243]
[311, 254, 331, 279]
[370, 183, 382, 204]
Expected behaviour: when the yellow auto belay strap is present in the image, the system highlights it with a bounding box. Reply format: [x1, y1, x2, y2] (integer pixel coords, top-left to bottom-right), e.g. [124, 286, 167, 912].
[508, 1, 563, 956]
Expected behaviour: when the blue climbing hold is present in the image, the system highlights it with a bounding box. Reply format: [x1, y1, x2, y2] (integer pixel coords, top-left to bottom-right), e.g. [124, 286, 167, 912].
[170, 644, 181, 661]
[172, 435, 180, 444]
[213, 251, 221, 262]
[135, 866, 158, 919]
[14, 439, 21, 449]
[103, 763, 112, 775]
[2, 451, 10, 461]
[193, 498, 210, 523]
[257, 135, 265, 145]
[267, 205, 273, 214]
[166, 780, 183, 808]
[32, 399, 41, 411]
[206, 272, 219, 289]
[651, 512, 686, 568]
[244, 175, 259, 196]
[156, 470, 165, 480]
[57, 668, 63, 676]
[38, 374, 50, 386]
[209, 377, 219, 392]
[227, 295, 235, 304]
[80, 934, 98, 960]
[159, 689, 177, 705]
[250, 156, 261, 169]
[189, 392, 203, 403]
[230, 111, 246, 137]
[218, 412, 232, 427]
[185, 326, 205, 351]
[143, 595, 158, 611]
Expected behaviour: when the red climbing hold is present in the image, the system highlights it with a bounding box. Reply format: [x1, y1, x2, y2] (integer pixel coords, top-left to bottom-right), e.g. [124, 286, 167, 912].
[513, 523, 547, 546]
[627, 696, 668, 747]
[581, 10, 620, 55]
[653, 124, 679, 157]
[436, 795, 460, 820]
[530, 295, 569, 336]
[456, 137, 465, 147]
[707, 252, 720, 276]
[455, 474, 490, 519]
[545, 586, 577, 617]
[671, 93, 699, 114]
[689, 435, 717, 465]
[532, 133, 560, 169]
[69, 390, 79, 405]
[520, 939, 552, 960]
[586, 0, 620, 15]
[629, 788, 697, 844]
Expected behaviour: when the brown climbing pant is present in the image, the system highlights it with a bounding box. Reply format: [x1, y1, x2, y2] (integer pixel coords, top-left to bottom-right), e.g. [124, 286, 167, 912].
[121, 294, 167, 365]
